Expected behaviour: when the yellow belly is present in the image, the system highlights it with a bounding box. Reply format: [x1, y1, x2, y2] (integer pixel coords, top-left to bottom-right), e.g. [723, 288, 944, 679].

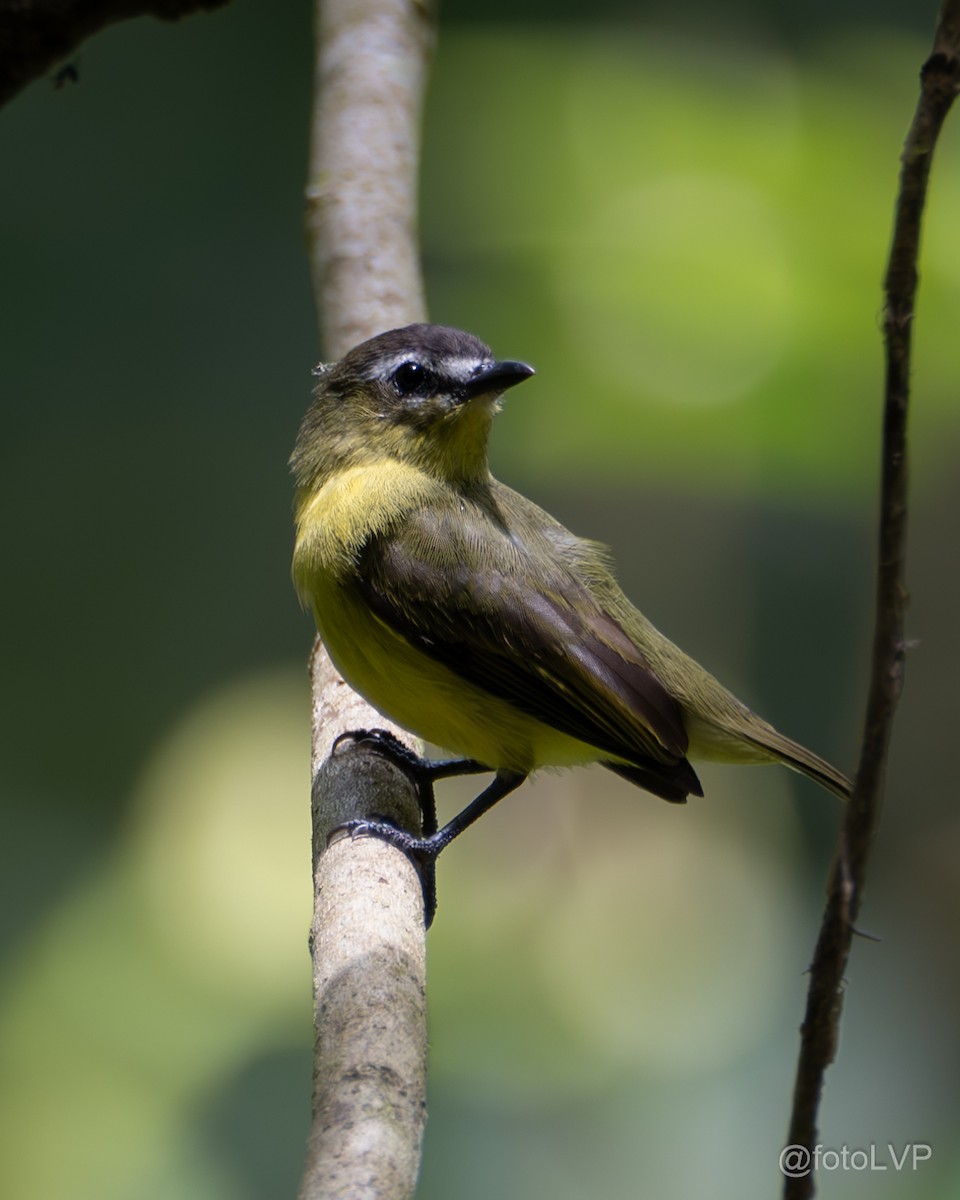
[310, 575, 600, 774]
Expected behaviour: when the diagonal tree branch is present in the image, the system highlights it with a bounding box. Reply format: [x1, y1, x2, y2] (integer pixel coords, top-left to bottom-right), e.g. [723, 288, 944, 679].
[298, 1, 435, 1197]
[0, 0, 231, 110]
[783, 4, 960, 1195]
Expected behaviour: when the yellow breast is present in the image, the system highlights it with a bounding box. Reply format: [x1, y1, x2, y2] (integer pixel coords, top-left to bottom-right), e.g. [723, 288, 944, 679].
[292, 459, 436, 586]
[292, 462, 602, 773]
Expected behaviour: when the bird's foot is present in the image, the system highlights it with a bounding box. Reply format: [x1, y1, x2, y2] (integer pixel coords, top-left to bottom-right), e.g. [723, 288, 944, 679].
[330, 729, 488, 925]
[332, 727, 425, 778]
[329, 729, 506, 927]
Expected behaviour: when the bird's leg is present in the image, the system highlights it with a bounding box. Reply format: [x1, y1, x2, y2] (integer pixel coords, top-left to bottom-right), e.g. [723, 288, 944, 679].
[329, 729, 525, 926]
[346, 768, 527, 927]
[331, 728, 490, 834]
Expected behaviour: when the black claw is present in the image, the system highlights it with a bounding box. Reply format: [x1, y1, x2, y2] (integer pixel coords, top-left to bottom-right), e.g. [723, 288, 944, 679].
[335, 816, 441, 926]
[331, 727, 421, 770]
[332, 728, 440, 836]
[338, 815, 435, 857]
[327, 728, 508, 928]
[332, 728, 491, 786]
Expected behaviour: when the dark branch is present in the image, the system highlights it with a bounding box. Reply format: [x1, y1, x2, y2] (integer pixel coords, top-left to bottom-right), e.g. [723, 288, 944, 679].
[782, 5, 960, 1197]
[0, 0, 231, 110]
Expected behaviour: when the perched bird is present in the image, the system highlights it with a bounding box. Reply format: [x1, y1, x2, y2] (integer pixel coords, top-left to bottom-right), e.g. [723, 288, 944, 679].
[291, 324, 850, 916]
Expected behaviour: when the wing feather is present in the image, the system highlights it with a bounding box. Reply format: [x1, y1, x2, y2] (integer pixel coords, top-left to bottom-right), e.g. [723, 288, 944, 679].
[352, 500, 700, 796]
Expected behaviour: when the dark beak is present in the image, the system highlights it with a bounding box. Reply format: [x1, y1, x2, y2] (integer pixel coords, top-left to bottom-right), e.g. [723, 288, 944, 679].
[460, 359, 535, 400]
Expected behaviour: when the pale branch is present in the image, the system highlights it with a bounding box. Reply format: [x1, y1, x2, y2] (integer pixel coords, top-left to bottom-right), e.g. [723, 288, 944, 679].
[305, 0, 432, 360]
[299, 656, 428, 1200]
[0, 0, 231, 109]
[782, 5, 960, 1196]
[298, 1, 435, 1198]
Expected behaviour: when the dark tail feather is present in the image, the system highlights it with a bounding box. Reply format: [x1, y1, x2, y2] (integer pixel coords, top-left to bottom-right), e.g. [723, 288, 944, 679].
[602, 757, 704, 804]
[604, 730, 850, 804]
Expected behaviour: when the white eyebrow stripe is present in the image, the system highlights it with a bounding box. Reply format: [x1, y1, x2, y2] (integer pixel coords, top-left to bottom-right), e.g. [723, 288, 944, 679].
[376, 352, 488, 381]
[446, 356, 490, 377]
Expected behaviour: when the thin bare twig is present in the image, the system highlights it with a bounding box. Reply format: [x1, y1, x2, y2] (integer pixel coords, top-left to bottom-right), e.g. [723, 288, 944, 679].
[783, 5, 960, 1195]
[298, 1, 435, 1197]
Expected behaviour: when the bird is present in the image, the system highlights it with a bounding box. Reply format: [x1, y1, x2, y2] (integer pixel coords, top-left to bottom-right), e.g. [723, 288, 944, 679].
[291, 323, 851, 920]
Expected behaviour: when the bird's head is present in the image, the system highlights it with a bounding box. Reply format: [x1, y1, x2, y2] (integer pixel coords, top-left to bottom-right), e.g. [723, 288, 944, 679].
[291, 324, 535, 491]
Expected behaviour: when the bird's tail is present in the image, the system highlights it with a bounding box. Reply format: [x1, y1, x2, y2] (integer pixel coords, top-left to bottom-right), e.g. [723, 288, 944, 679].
[685, 711, 852, 801]
[743, 727, 852, 801]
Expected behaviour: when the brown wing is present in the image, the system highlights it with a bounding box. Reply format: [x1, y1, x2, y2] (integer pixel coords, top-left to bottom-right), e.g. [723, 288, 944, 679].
[353, 505, 702, 800]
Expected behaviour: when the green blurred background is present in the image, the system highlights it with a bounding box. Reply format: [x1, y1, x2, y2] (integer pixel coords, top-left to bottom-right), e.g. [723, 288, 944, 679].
[2, 1, 959, 1197]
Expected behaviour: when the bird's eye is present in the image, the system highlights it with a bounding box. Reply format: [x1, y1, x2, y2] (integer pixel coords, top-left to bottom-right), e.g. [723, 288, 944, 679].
[392, 361, 431, 396]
